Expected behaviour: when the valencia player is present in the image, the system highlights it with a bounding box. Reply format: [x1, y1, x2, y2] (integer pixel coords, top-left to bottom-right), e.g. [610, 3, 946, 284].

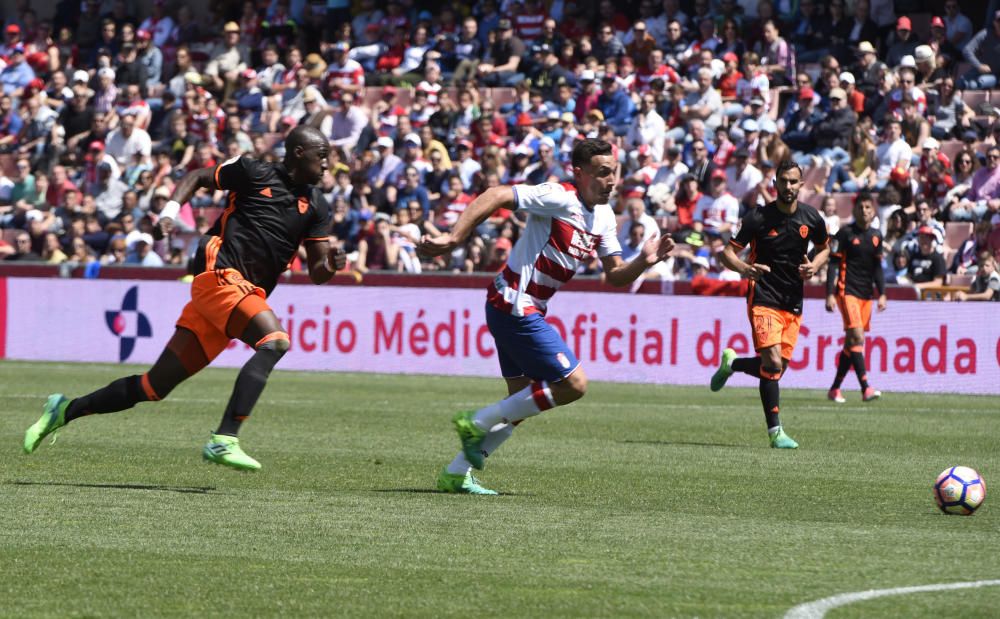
[710, 161, 830, 448]
[825, 191, 886, 403]
[24, 126, 346, 471]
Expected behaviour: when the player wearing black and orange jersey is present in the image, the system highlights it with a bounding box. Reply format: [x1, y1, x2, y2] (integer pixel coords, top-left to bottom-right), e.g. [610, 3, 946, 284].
[710, 161, 830, 449]
[825, 192, 887, 404]
[24, 126, 347, 471]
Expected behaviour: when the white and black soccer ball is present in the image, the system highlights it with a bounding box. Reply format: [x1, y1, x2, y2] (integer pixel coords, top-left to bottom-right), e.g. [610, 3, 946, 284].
[934, 466, 986, 516]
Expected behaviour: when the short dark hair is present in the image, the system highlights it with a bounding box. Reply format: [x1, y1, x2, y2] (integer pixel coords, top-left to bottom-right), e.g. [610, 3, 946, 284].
[571, 138, 613, 168]
[776, 160, 801, 178]
[854, 190, 874, 206]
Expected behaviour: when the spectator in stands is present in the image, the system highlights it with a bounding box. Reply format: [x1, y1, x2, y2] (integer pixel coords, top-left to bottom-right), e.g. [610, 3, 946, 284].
[928, 76, 972, 140]
[1, 44, 35, 97]
[875, 118, 911, 189]
[784, 88, 821, 158]
[811, 87, 856, 167]
[853, 41, 886, 99]
[451, 17, 483, 87]
[597, 75, 634, 136]
[5, 230, 41, 261]
[694, 169, 739, 238]
[959, 11, 1000, 90]
[205, 22, 250, 97]
[955, 252, 1000, 301]
[105, 111, 151, 169]
[944, 1, 974, 50]
[885, 16, 919, 68]
[681, 67, 723, 134]
[478, 19, 525, 87]
[727, 148, 763, 207]
[593, 22, 626, 65]
[626, 93, 666, 162]
[951, 221, 994, 273]
[908, 226, 947, 292]
[954, 145, 1000, 222]
[757, 19, 795, 86]
[329, 92, 367, 154]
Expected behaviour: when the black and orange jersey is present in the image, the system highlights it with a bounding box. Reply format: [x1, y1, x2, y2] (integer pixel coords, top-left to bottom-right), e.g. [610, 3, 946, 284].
[190, 156, 331, 295]
[729, 200, 828, 315]
[826, 223, 885, 299]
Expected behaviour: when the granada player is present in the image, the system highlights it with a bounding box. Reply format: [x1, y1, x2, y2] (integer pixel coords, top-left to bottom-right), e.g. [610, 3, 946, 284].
[418, 139, 674, 494]
[24, 126, 346, 471]
[710, 161, 830, 449]
[825, 191, 887, 403]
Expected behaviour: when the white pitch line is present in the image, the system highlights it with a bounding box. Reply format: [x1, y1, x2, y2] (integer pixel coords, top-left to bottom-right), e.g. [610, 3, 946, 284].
[784, 580, 1000, 619]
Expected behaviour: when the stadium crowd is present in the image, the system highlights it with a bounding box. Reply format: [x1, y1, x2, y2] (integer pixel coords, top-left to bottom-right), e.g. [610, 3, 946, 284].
[0, 0, 998, 301]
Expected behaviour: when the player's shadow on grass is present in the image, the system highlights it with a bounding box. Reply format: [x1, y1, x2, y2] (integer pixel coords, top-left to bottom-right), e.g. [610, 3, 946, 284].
[373, 488, 530, 496]
[621, 439, 744, 448]
[8, 480, 216, 495]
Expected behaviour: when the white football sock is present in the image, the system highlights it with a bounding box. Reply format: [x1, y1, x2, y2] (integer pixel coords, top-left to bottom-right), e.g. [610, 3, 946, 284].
[445, 423, 514, 474]
[472, 382, 554, 430]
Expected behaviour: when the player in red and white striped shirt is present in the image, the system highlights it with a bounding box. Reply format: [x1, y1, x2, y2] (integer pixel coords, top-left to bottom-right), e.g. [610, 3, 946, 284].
[419, 139, 674, 494]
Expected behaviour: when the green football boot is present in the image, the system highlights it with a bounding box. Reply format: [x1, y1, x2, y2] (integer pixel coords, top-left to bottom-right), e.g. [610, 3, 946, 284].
[452, 410, 487, 470]
[202, 434, 261, 471]
[24, 394, 70, 454]
[436, 467, 498, 495]
[769, 427, 799, 449]
[710, 348, 738, 392]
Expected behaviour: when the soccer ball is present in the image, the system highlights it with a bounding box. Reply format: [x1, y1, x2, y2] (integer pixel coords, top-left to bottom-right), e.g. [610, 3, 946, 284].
[933, 466, 986, 515]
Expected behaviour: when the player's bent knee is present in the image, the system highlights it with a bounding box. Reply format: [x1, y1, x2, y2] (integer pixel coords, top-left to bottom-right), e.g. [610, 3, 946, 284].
[563, 368, 589, 401]
[256, 331, 290, 355]
[761, 365, 783, 381]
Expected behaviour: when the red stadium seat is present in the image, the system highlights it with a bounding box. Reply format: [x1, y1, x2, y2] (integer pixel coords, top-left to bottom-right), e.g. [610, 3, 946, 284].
[944, 221, 973, 250]
[961, 91, 990, 115]
[2, 229, 19, 245]
[939, 140, 963, 163]
[907, 13, 932, 43]
[0, 153, 14, 177]
[488, 87, 518, 107]
[946, 273, 974, 287]
[831, 192, 856, 224]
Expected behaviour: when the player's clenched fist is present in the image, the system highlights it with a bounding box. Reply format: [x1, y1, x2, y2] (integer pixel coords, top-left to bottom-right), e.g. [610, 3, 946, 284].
[327, 245, 347, 271]
[418, 233, 456, 257]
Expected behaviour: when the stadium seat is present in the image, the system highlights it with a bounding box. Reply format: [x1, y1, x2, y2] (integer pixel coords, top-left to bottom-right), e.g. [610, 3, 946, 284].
[2, 228, 19, 244]
[961, 91, 990, 115]
[488, 88, 518, 107]
[946, 273, 974, 287]
[831, 192, 856, 224]
[939, 140, 963, 163]
[801, 164, 830, 193]
[945, 221, 972, 250]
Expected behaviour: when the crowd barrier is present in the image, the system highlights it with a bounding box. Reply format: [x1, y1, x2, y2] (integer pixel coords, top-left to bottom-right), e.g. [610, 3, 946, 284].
[3, 277, 996, 395]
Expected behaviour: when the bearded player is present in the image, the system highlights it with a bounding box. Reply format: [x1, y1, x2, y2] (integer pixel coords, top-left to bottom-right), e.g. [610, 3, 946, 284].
[825, 191, 886, 403]
[710, 161, 830, 449]
[418, 139, 674, 494]
[24, 126, 346, 471]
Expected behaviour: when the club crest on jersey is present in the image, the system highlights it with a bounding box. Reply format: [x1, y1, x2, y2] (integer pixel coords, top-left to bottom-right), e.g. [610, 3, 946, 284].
[767, 228, 778, 237]
[799, 224, 808, 239]
[852, 237, 861, 245]
[556, 353, 571, 369]
[297, 196, 309, 214]
[872, 236, 880, 247]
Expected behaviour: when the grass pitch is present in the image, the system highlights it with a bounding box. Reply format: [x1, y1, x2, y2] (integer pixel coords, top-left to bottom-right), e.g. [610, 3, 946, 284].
[1, 360, 998, 618]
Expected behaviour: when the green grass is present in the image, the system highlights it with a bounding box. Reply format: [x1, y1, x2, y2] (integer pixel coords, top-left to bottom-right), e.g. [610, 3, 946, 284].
[1, 360, 998, 618]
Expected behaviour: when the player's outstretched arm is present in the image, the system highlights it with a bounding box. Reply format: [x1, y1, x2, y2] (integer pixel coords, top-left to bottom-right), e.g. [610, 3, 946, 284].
[603, 235, 675, 287]
[304, 240, 347, 285]
[417, 186, 514, 257]
[152, 167, 216, 239]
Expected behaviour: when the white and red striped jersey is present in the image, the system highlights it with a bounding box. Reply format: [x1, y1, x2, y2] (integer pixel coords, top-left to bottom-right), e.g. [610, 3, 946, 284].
[488, 183, 622, 316]
[514, 12, 546, 44]
[323, 59, 365, 93]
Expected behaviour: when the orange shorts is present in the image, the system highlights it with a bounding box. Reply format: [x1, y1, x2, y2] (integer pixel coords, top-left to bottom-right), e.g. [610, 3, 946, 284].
[176, 268, 271, 362]
[836, 294, 872, 331]
[749, 305, 802, 360]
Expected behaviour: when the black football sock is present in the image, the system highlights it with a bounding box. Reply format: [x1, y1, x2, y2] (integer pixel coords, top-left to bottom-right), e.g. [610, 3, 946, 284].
[216, 341, 286, 437]
[64, 375, 150, 423]
[850, 349, 870, 390]
[732, 357, 761, 377]
[831, 350, 852, 389]
[759, 378, 781, 430]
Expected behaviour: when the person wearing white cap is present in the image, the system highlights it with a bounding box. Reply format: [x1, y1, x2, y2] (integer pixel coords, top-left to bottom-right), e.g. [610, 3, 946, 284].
[525, 135, 568, 184]
[124, 232, 164, 267]
[368, 135, 405, 189]
[812, 87, 856, 166]
[887, 65, 926, 117]
[625, 91, 666, 163]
